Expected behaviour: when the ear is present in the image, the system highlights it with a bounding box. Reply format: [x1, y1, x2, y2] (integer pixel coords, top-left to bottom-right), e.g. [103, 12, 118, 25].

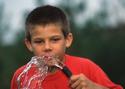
[24, 39, 33, 52]
[65, 33, 73, 48]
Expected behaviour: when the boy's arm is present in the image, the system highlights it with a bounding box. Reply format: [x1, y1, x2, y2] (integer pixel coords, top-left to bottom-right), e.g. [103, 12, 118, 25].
[69, 59, 123, 89]
[11, 66, 25, 89]
[69, 74, 109, 89]
[11, 72, 18, 89]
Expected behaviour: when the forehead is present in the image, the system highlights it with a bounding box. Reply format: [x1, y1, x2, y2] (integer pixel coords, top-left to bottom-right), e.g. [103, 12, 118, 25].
[30, 24, 63, 38]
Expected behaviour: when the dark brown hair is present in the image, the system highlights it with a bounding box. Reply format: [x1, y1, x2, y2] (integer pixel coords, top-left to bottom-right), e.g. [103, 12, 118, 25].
[25, 5, 70, 41]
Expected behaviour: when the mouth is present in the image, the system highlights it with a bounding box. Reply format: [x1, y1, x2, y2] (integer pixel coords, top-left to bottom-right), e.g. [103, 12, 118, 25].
[33, 55, 72, 77]
[34, 54, 64, 71]
[40, 54, 60, 67]
[44, 57, 57, 66]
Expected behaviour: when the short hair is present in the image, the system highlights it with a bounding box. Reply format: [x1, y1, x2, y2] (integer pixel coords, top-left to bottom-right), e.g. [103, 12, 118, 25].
[25, 5, 70, 41]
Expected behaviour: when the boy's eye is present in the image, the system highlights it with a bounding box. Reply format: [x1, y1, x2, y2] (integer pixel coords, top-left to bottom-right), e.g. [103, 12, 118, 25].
[51, 38, 60, 42]
[33, 40, 44, 44]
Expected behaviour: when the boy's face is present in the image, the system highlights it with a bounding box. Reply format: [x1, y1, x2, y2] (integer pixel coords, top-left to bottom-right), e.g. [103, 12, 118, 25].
[25, 24, 73, 62]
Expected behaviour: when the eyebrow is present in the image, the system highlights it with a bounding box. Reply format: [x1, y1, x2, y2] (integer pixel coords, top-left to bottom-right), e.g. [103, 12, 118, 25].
[33, 35, 63, 40]
[50, 35, 62, 38]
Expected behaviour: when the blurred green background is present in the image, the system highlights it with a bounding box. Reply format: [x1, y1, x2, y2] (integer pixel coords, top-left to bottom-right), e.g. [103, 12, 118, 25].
[0, 0, 125, 89]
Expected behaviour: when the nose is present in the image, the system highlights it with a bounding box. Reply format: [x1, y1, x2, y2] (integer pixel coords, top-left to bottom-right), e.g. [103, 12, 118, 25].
[44, 41, 52, 52]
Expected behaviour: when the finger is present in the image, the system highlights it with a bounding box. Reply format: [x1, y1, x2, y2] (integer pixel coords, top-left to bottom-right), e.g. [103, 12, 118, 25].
[70, 74, 81, 83]
[76, 84, 83, 89]
[76, 82, 87, 89]
[70, 74, 86, 82]
[69, 74, 88, 89]
[70, 78, 81, 88]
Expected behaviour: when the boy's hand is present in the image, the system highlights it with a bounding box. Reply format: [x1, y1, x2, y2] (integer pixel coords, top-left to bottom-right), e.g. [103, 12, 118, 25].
[69, 74, 109, 89]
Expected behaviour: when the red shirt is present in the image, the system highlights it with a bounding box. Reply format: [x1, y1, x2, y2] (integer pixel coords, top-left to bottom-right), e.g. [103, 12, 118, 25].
[11, 55, 123, 89]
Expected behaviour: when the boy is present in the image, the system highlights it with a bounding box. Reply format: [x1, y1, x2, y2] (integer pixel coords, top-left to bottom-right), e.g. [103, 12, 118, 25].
[11, 5, 123, 89]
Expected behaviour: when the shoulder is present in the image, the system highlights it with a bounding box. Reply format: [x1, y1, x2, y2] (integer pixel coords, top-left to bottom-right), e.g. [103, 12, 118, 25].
[65, 54, 96, 66]
[65, 54, 104, 75]
[65, 54, 99, 75]
[13, 65, 26, 78]
[11, 65, 26, 89]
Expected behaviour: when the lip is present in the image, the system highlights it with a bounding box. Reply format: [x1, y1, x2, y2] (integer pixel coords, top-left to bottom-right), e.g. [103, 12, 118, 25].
[45, 59, 57, 67]
[40, 54, 55, 62]
[41, 53, 54, 57]
[37, 54, 60, 67]
[41, 54, 59, 66]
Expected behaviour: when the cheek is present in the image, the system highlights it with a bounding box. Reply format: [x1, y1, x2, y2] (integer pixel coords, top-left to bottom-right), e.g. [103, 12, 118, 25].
[54, 44, 66, 61]
[32, 45, 42, 55]
[54, 42, 66, 54]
